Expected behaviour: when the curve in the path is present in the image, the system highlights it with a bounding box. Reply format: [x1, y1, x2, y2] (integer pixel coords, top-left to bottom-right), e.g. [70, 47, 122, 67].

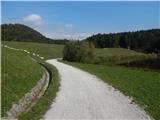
[44, 59, 151, 120]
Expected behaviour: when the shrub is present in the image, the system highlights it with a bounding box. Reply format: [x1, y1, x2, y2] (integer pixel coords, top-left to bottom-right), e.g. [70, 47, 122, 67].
[63, 41, 95, 63]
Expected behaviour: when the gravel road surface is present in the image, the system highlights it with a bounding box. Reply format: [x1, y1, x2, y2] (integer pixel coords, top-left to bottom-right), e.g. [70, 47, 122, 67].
[44, 59, 151, 120]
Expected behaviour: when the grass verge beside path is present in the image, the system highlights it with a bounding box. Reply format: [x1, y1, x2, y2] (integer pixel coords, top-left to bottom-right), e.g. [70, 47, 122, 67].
[2, 41, 60, 119]
[63, 61, 160, 120]
[1, 47, 44, 117]
[18, 62, 60, 120]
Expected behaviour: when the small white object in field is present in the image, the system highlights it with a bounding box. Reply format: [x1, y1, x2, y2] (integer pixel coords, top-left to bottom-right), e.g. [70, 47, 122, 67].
[40, 57, 44, 59]
[33, 53, 36, 56]
[37, 54, 39, 57]
[27, 52, 30, 54]
[24, 50, 28, 52]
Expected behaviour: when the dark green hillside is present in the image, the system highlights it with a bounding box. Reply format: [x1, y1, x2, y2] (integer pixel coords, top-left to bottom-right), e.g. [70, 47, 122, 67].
[1, 24, 49, 42]
[85, 29, 160, 53]
[1, 23, 69, 44]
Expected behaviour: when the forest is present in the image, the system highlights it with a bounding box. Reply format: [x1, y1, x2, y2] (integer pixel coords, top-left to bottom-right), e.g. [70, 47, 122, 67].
[85, 29, 160, 53]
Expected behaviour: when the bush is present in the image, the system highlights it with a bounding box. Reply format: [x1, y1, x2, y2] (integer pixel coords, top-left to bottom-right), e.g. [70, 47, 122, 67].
[63, 41, 95, 63]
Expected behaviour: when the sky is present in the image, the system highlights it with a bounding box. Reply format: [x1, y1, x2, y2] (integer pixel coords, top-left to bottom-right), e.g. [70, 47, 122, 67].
[1, 1, 160, 40]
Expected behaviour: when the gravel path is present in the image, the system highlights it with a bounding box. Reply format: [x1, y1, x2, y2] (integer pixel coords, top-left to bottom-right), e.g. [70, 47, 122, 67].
[44, 59, 151, 119]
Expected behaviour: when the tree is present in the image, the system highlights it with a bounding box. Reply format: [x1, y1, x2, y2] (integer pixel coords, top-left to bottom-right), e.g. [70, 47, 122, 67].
[63, 41, 95, 63]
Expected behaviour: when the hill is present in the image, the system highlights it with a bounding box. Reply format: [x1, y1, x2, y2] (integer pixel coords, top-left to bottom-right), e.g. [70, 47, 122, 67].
[1, 23, 69, 44]
[85, 29, 160, 53]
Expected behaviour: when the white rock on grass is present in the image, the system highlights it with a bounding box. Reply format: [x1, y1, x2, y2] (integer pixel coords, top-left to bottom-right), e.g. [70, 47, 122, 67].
[33, 53, 36, 56]
[40, 57, 44, 59]
[24, 50, 28, 52]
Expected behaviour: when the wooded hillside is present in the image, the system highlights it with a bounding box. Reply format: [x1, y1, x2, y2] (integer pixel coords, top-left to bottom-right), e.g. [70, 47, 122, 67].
[85, 29, 160, 53]
[1, 23, 69, 44]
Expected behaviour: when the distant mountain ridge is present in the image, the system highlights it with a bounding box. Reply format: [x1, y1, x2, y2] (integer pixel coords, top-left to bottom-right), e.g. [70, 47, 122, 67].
[1, 23, 69, 44]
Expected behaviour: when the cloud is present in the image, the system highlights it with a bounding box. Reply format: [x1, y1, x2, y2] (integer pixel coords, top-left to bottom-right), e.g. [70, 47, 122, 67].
[64, 23, 73, 28]
[23, 14, 43, 26]
[45, 32, 93, 40]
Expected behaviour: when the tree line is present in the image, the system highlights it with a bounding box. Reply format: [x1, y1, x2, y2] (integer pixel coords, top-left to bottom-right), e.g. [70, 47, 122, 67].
[85, 29, 160, 53]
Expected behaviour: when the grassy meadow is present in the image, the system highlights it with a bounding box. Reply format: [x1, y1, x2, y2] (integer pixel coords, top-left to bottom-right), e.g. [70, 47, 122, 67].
[2, 41, 159, 119]
[94, 48, 155, 64]
[95, 48, 144, 56]
[2, 41, 64, 60]
[1, 47, 44, 116]
[63, 61, 160, 120]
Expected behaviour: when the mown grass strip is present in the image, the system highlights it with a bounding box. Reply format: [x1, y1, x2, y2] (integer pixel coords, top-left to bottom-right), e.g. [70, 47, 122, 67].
[63, 61, 160, 120]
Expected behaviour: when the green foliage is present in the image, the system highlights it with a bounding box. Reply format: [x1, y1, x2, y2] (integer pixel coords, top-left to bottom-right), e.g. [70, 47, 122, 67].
[86, 29, 160, 53]
[63, 41, 95, 63]
[63, 61, 160, 120]
[1, 47, 44, 116]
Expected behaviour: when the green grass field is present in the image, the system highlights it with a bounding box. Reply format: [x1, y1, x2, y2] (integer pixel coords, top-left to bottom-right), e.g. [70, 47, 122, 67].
[1, 47, 44, 117]
[63, 61, 160, 120]
[94, 48, 154, 64]
[2, 41, 64, 60]
[95, 48, 145, 57]
[3, 41, 151, 63]
[2, 41, 159, 119]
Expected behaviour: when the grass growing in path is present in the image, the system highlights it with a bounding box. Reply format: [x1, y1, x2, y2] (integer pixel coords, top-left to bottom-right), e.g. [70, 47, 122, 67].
[2, 41, 64, 60]
[18, 62, 60, 120]
[1, 47, 44, 117]
[63, 61, 160, 120]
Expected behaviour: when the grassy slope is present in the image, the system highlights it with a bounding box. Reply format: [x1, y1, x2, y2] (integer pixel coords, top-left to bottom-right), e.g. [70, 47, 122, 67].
[1, 47, 44, 116]
[94, 48, 153, 64]
[63, 61, 160, 120]
[95, 48, 145, 57]
[1, 41, 61, 119]
[2, 41, 64, 60]
[19, 62, 60, 120]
